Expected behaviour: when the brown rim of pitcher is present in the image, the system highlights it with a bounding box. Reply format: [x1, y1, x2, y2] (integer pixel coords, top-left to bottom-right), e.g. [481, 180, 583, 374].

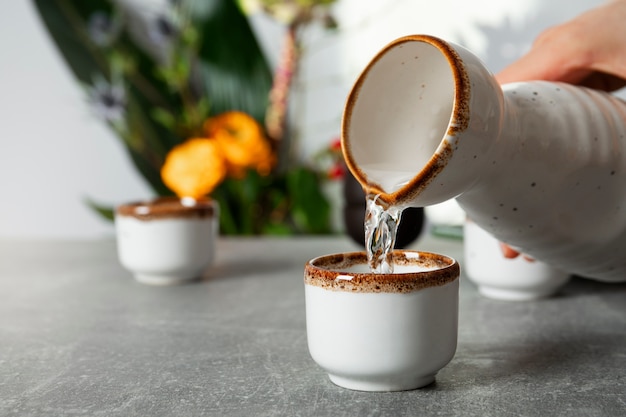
[341, 34, 471, 207]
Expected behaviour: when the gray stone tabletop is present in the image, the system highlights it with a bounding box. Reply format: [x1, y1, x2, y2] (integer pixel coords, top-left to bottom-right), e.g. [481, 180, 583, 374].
[0, 234, 624, 417]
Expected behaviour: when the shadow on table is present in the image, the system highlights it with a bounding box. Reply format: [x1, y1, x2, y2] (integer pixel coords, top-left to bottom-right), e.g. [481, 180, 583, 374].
[560, 275, 626, 297]
[446, 330, 623, 391]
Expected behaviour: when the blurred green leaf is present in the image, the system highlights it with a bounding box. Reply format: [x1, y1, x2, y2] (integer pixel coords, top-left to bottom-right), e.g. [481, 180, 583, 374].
[33, 0, 180, 194]
[189, 0, 273, 123]
[33, 0, 112, 84]
[151, 107, 177, 130]
[34, 0, 333, 236]
[262, 222, 293, 235]
[84, 197, 114, 221]
[287, 167, 332, 234]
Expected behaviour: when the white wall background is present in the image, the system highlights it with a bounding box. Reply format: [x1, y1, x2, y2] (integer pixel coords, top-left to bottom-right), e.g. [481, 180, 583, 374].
[0, 0, 607, 239]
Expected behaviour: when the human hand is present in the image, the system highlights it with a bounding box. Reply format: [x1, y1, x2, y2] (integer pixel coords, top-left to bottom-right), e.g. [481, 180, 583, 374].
[499, 242, 520, 259]
[498, 242, 535, 261]
[495, 0, 626, 259]
[496, 0, 626, 91]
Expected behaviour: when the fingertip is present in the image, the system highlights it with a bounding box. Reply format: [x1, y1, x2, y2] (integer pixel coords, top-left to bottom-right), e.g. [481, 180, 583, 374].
[499, 242, 521, 259]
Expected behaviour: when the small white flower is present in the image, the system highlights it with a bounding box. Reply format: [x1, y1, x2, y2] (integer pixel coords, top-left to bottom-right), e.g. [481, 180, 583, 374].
[87, 76, 126, 125]
[88, 12, 120, 47]
[148, 14, 177, 46]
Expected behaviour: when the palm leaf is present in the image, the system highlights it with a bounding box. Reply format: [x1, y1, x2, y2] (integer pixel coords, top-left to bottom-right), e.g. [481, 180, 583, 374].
[33, 0, 112, 83]
[189, 0, 273, 123]
[33, 0, 271, 195]
[32, 0, 179, 194]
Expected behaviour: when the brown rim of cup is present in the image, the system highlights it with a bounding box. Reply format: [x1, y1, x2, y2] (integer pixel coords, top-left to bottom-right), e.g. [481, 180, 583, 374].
[116, 196, 217, 221]
[304, 251, 459, 293]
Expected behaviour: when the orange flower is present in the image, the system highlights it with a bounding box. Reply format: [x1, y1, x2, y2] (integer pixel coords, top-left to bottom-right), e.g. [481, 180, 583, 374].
[204, 111, 275, 177]
[161, 138, 227, 199]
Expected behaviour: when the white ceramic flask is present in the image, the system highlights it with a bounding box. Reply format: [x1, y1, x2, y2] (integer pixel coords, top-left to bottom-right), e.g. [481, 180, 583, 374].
[341, 34, 626, 282]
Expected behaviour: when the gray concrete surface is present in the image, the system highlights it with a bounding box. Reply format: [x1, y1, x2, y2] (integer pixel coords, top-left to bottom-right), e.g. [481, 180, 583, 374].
[0, 235, 624, 416]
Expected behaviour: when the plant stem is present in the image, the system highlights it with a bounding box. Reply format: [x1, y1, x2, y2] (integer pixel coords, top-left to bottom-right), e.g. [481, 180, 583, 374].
[265, 24, 299, 144]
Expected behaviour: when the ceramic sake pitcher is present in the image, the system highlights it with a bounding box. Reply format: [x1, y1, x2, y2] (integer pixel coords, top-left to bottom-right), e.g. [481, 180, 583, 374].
[341, 34, 626, 282]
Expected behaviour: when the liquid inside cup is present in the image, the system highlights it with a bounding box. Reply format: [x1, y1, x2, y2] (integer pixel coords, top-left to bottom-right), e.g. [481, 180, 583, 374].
[304, 251, 459, 293]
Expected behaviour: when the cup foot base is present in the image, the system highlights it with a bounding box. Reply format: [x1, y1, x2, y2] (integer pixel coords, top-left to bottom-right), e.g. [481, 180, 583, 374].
[478, 285, 559, 301]
[133, 273, 200, 286]
[328, 373, 435, 392]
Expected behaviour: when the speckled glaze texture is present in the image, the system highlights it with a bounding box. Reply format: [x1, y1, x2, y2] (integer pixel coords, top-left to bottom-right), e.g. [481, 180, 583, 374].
[342, 34, 626, 282]
[115, 198, 219, 285]
[304, 250, 460, 391]
[304, 251, 459, 293]
[464, 220, 571, 300]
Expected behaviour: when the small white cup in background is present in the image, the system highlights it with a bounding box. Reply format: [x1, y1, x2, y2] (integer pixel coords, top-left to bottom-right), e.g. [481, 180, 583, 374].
[304, 250, 460, 391]
[115, 197, 219, 285]
[464, 221, 570, 301]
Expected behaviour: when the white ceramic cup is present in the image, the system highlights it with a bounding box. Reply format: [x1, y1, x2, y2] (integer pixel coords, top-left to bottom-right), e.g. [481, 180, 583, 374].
[464, 220, 570, 301]
[304, 250, 460, 391]
[115, 197, 219, 285]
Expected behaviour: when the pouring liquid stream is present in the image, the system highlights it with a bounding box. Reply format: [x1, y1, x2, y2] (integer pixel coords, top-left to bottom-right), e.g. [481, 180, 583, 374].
[364, 194, 404, 274]
[359, 164, 416, 273]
